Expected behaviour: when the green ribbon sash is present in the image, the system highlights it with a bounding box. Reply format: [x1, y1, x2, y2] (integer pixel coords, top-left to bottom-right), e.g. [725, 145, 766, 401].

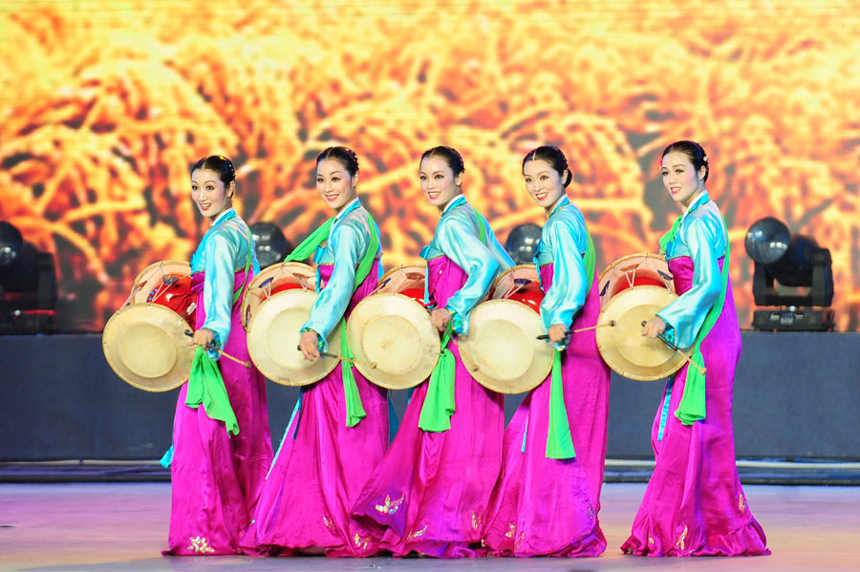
[659, 202, 730, 426]
[186, 346, 240, 436]
[544, 228, 596, 460]
[416, 206, 486, 433]
[285, 209, 379, 428]
[418, 325, 456, 432]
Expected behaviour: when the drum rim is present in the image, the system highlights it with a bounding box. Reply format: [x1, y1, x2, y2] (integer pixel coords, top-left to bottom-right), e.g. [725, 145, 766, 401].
[130, 261, 193, 306]
[102, 302, 195, 392]
[241, 261, 316, 330]
[245, 288, 339, 386]
[458, 298, 553, 394]
[597, 252, 669, 288]
[346, 292, 439, 390]
[132, 260, 192, 288]
[491, 264, 540, 300]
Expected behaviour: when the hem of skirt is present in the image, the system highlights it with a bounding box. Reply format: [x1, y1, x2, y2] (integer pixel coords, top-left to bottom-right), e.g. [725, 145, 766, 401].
[620, 519, 770, 557]
[386, 539, 487, 559]
[240, 541, 381, 558]
[162, 546, 239, 556]
[485, 524, 606, 558]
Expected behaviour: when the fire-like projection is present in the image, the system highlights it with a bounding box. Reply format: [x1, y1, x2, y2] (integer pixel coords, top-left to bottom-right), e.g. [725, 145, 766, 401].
[1, 1, 858, 330]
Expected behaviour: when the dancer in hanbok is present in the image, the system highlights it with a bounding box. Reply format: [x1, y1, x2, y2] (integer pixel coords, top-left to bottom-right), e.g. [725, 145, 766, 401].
[241, 146, 389, 557]
[351, 146, 513, 558]
[164, 155, 273, 555]
[622, 140, 769, 557]
[483, 145, 611, 557]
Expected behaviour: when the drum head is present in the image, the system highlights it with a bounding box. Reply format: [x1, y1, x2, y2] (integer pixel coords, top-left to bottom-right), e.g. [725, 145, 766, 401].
[595, 286, 687, 381]
[458, 299, 554, 394]
[242, 262, 316, 330]
[102, 303, 195, 392]
[246, 289, 339, 386]
[346, 293, 440, 390]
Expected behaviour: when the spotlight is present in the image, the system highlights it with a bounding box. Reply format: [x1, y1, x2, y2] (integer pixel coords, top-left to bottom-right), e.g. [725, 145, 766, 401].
[744, 217, 834, 331]
[505, 223, 543, 265]
[0, 221, 57, 333]
[249, 221, 291, 270]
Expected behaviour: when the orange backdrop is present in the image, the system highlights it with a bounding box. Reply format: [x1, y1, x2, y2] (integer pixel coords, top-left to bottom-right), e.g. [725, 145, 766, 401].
[1, 0, 857, 331]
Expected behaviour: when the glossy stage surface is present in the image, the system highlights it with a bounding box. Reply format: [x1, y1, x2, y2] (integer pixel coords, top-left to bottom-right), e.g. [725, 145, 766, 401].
[2, 483, 858, 572]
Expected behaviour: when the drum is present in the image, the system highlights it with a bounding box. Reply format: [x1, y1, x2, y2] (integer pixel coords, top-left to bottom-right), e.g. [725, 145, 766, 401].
[346, 265, 440, 390]
[244, 262, 340, 386]
[458, 265, 554, 394]
[595, 253, 687, 381]
[103, 261, 196, 392]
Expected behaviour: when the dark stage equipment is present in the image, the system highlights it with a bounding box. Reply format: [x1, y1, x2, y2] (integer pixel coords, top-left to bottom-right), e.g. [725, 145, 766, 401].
[0, 221, 58, 333]
[744, 217, 834, 331]
[505, 222, 542, 265]
[250, 221, 291, 269]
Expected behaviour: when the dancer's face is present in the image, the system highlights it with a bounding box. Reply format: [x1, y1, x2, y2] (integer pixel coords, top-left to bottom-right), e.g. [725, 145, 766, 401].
[316, 159, 358, 214]
[191, 169, 232, 220]
[420, 156, 462, 209]
[523, 159, 566, 209]
[661, 151, 706, 208]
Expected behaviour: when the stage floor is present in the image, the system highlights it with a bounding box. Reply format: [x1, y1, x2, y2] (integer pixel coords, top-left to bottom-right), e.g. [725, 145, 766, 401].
[1, 483, 859, 572]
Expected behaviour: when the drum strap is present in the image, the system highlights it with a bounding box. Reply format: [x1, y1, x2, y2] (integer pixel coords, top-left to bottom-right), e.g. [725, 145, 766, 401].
[471, 206, 487, 243]
[417, 321, 456, 432]
[185, 346, 240, 436]
[231, 235, 253, 306]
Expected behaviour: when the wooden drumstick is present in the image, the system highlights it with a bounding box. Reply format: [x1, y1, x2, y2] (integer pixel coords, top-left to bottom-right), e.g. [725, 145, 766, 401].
[185, 330, 252, 368]
[639, 321, 707, 376]
[294, 344, 377, 369]
[320, 351, 378, 370]
[536, 321, 615, 340]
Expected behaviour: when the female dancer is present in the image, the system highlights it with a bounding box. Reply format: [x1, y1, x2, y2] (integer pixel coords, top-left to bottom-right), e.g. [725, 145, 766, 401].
[622, 140, 769, 557]
[483, 146, 611, 557]
[242, 146, 389, 557]
[164, 155, 273, 555]
[351, 146, 514, 558]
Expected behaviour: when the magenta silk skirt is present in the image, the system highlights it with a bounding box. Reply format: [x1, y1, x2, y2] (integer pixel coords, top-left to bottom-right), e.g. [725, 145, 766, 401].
[164, 270, 273, 555]
[621, 256, 769, 557]
[350, 255, 505, 558]
[483, 263, 611, 557]
[240, 263, 390, 557]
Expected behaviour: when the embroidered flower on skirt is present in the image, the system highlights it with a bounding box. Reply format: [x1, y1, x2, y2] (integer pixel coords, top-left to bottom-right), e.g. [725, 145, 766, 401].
[374, 494, 404, 515]
[187, 536, 215, 554]
[406, 525, 428, 541]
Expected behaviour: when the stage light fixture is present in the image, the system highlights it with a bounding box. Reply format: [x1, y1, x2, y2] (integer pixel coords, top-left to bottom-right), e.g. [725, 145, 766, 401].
[744, 217, 834, 331]
[505, 222, 543, 265]
[0, 221, 58, 333]
[249, 221, 291, 270]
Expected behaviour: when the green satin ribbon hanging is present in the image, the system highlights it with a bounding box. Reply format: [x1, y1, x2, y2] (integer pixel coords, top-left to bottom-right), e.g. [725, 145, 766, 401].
[186, 346, 240, 436]
[284, 209, 379, 428]
[284, 216, 335, 263]
[659, 198, 730, 426]
[544, 229, 596, 460]
[418, 323, 456, 432]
